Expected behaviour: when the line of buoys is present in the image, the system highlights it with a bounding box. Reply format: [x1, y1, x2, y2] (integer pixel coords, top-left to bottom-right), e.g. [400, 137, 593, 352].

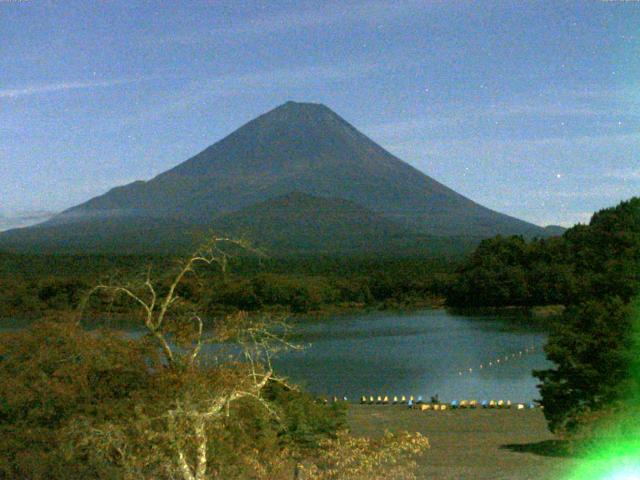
[454, 343, 543, 380]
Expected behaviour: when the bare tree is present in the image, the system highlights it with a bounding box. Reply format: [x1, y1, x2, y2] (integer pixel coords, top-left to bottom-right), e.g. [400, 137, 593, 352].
[76, 238, 298, 480]
[70, 237, 429, 480]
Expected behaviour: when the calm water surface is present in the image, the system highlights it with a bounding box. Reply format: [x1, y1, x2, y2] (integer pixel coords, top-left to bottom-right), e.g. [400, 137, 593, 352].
[1, 309, 551, 403]
[271, 309, 551, 403]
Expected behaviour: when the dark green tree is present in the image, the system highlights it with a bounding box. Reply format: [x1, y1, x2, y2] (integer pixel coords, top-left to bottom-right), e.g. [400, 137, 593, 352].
[534, 198, 640, 436]
[534, 298, 634, 434]
[446, 235, 530, 307]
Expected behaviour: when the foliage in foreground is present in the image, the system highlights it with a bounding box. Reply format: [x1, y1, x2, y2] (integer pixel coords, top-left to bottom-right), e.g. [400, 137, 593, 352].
[0, 323, 425, 479]
[301, 430, 429, 480]
[0, 239, 429, 479]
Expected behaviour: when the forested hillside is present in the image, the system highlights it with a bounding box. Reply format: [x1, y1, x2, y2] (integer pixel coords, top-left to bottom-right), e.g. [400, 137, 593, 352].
[447, 197, 640, 308]
[0, 253, 455, 319]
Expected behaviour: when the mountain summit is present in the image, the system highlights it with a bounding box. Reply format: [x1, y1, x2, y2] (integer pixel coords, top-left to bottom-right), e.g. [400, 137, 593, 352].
[0, 101, 551, 254]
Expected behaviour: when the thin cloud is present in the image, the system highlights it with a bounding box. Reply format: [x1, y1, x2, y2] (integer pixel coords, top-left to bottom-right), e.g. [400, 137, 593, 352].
[204, 63, 376, 90]
[571, 84, 640, 104]
[0, 77, 150, 99]
[537, 184, 638, 200]
[154, 0, 429, 45]
[0, 210, 56, 232]
[231, 0, 421, 33]
[604, 167, 640, 181]
[364, 97, 639, 143]
[119, 62, 383, 125]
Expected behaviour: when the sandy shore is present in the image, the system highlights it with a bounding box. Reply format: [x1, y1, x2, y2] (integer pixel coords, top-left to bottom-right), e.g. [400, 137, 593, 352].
[348, 405, 576, 480]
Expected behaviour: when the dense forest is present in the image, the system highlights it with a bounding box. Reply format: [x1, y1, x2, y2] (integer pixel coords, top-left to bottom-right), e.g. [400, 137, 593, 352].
[0, 253, 456, 319]
[447, 198, 640, 309]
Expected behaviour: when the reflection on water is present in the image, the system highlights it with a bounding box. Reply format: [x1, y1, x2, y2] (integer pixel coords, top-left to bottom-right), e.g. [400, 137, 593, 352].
[1, 309, 551, 403]
[271, 309, 551, 402]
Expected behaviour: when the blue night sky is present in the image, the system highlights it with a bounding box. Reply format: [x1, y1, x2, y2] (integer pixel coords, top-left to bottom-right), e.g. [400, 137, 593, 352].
[1, 0, 639, 231]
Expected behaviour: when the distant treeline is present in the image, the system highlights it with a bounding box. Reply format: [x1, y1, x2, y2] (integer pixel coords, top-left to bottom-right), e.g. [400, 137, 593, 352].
[0, 253, 456, 318]
[447, 197, 640, 308]
[3, 199, 638, 318]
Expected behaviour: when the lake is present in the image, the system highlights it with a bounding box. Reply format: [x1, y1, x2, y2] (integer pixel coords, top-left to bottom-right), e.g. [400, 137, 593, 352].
[270, 309, 551, 403]
[1, 309, 551, 403]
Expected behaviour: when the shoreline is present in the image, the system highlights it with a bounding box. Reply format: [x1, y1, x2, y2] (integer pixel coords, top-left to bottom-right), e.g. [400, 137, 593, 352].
[1, 302, 563, 329]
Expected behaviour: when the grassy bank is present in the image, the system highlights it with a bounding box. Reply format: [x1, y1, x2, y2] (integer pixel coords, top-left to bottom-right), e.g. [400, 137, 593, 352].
[348, 405, 576, 480]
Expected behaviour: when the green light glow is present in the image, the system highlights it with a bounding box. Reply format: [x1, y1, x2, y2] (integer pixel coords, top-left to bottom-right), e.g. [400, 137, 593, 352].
[565, 440, 640, 480]
[564, 301, 640, 480]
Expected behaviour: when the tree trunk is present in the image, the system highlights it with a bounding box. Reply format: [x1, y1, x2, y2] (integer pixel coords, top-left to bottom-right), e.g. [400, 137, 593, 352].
[194, 419, 208, 480]
[177, 449, 196, 480]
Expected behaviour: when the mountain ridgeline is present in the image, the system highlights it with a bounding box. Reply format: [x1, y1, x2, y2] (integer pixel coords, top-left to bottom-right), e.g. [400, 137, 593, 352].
[0, 101, 556, 255]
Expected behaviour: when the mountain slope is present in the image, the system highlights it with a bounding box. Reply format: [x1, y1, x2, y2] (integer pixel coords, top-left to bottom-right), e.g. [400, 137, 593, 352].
[0, 101, 550, 254]
[214, 191, 424, 255]
[0, 216, 198, 254]
[0, 192, 477, 256]
[49, 101, 546, 236]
